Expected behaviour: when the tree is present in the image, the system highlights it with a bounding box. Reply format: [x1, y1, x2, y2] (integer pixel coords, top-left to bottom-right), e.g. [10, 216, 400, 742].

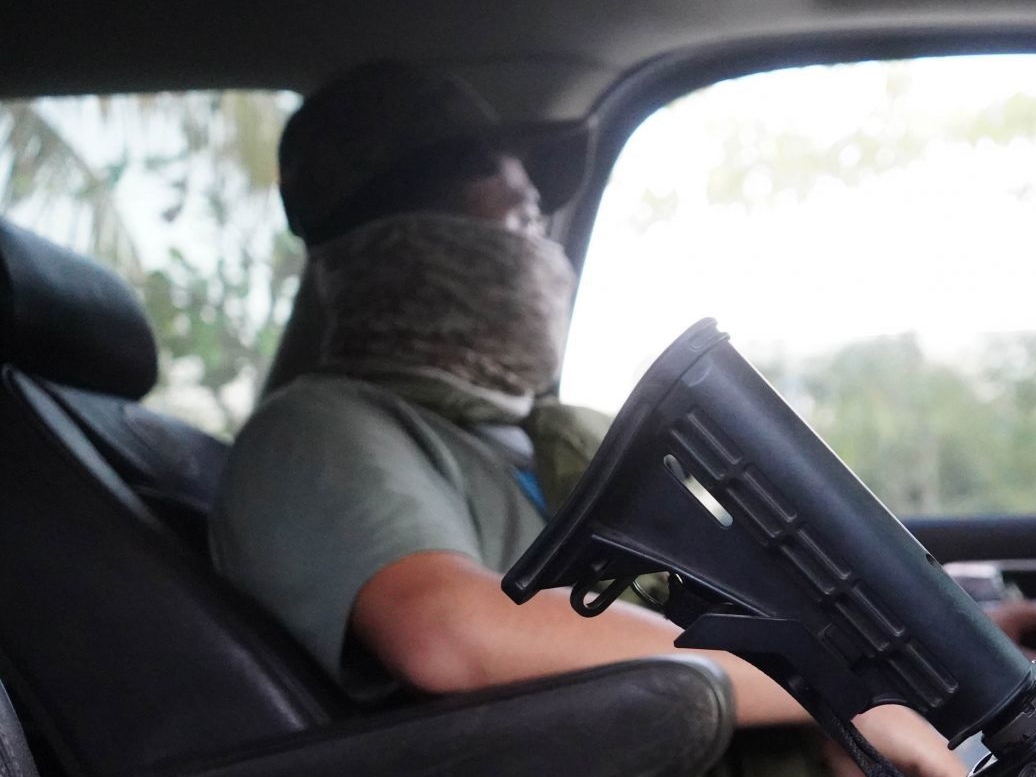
[755, 333, 1036, 518]
[0, 92, 304, 436]
[694, 62, 1036, 209]
[600, 56, 1036, 517]
[790, 336, 998, 515]
[0, 101, 142, 284]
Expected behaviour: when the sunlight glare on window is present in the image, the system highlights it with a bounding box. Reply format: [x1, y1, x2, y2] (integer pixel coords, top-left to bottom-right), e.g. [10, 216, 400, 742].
[563, 54, 1036, 517]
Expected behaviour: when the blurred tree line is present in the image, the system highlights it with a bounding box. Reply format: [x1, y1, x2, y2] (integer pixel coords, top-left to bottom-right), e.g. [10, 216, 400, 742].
[761, 333, 1036, 517]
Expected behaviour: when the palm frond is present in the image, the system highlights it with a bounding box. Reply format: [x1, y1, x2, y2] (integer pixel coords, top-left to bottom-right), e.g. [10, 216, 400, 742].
[0, 101, 144, 284]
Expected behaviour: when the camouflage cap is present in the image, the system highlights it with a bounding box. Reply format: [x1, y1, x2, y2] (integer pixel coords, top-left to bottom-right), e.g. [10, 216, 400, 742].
[278, 60, 592, 243]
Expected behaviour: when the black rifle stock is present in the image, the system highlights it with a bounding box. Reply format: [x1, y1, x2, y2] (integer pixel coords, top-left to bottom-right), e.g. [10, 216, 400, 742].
[503, 319, 1036, 777]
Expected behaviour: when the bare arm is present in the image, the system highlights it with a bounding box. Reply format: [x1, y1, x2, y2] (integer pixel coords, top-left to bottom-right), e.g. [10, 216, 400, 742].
[986, 599, 1036, 658]
[352, 549, 803, 725]
[352, 550, 964, 777]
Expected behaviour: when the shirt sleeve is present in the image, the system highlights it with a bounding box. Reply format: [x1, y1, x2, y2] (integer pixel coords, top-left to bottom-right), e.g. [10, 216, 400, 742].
[211, 380, 482, 683]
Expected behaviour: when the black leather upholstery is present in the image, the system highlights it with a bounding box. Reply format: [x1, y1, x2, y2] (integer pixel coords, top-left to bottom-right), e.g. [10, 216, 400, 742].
[0, 218, 735, 777]
[145, 657, 733, 777]
[0, 220, 346, 772]
[44, 380, 228, 554]
[0, 219, 157, 399]
[0, 366, 344, 775]
[0, 681, 40, 777]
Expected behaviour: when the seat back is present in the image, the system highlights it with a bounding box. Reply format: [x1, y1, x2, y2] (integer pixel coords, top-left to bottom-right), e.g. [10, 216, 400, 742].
[0, 679, 40, 777]
[43, 380, 228, 555]
[0, 218, 345, 776]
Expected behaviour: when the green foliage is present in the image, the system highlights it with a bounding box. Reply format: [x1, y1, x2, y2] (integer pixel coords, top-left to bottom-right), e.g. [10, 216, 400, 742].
[663, 61, 1036, 209]
[0, 91, 304, 437]
[763, 334, 1036, 517]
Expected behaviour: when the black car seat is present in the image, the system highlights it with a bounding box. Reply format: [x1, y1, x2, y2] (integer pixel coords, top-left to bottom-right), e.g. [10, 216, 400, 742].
[0, 217, 346, 774]
[0, 216, 734, 777]
[40, 379, 227, 555]
[0, 679, 40, 777]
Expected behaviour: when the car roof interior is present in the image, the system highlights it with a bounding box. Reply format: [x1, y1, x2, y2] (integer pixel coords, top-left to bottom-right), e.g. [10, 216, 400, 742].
[5, 0, 1036, 119]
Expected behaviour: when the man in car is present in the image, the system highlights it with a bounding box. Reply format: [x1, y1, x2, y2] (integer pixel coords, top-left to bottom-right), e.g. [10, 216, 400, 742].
[212, 61, 972, 777]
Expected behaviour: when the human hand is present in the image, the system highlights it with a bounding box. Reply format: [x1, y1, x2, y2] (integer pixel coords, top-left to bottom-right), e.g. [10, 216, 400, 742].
[821, 601, 1036, 777]
[821, 705, 965, 777]
[985, 600, 1036, 658]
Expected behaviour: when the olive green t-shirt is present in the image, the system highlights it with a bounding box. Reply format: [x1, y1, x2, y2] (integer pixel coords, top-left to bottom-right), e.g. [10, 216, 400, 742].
[210, 373, 548, 701]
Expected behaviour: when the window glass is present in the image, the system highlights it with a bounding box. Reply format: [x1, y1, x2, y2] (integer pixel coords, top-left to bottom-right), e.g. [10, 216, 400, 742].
[0, 91, 304, 437]
[562, 54, 1036, 517]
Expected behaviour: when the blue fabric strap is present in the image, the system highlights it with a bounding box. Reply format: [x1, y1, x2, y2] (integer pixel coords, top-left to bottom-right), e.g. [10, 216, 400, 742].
[513, 467, 548, 516]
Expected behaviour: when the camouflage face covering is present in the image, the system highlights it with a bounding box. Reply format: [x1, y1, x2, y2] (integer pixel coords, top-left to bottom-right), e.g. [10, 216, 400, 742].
[311, 212, 576, 407]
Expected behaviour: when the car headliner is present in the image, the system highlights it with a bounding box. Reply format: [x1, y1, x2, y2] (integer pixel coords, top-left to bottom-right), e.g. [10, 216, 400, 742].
[4, 0, 1036, 121]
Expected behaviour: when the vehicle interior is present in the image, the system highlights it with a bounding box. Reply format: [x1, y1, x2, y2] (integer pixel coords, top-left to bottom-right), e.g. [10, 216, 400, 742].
[3, 1, 1036, 776]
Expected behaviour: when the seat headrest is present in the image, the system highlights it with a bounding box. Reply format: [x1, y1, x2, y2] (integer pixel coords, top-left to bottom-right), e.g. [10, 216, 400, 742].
[0, 218, 157, 399]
